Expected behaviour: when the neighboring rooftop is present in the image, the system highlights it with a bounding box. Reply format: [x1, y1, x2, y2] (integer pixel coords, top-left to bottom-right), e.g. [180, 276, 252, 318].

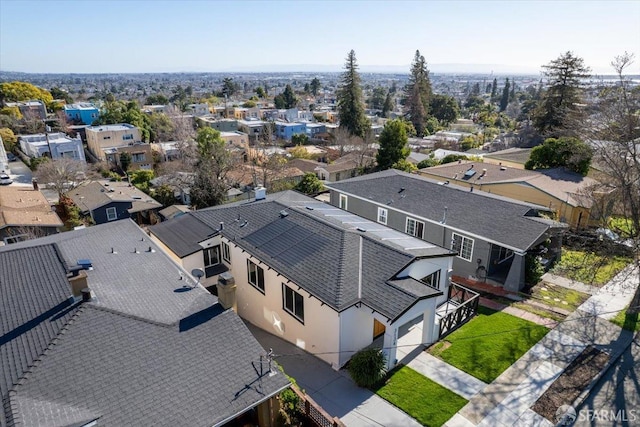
[151, 191, 451, 321]
[64, 102, 98, 111]
[0, 186, 63, 229]
[1, 220, 289, 427]
[86, 123, 136, 132]
[483, 147, 532, 165]
[68, 180, 162, 213]
[326, 169, 557, 252]
[18, 132, 78, 145]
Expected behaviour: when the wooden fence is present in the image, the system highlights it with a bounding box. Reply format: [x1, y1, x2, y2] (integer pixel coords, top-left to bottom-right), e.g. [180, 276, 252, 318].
[291, 385, 346, 427]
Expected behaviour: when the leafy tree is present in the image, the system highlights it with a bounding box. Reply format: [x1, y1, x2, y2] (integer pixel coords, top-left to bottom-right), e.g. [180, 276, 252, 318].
[524, 137, 592, 175]
[304, 83, 310, 93]
[49, 87, 73, 104]
[289, 145, 314, 159]
[417, 156, 440, 169]
[222, 77, 237, 97]
[274, 84, 297, 109]
[190, 127, 233, 209]
[310, 77, 321, 96]
[348, 348, 386, 388]
[146, 94, 169, 105]
[0, 81, 53, 104]
[291, 133, 309, 145]
[255, 86, 266, 98]
[499, 78, 511, 112]
[376, 119, 410, 170]
[295, 173, 324, 195]
[0, 106, 22, 119]
[368, 86, 386, 110]
[382, 91, 394, 118]
[441, 154, 468, 164]
[119, 152, 132, 173]
[97, 100, 153, 142]
[34, 158, 87, 200]
[147, 112, 174, 142]
[337, 50, 369, 138]
[533, 51, 591, 137]
[404, 50, 432, 137]
[129, 169, 154, 193]
[151, 184, 177, 207]
[430, 94, 459, 125]
[242, 100, 257, 108]
[0, 127, 17, 151]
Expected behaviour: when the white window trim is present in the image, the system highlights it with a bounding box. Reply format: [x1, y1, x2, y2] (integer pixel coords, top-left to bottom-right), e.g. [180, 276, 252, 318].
[377, 207, 388, 225]
[106, 206, 117, 221]
[452, 233, 474, 262]
[405, 217, 424, 238]
[221, 242, 231, 263]
[203, 245, 221, 268]
[247, 259, 265, 294]
[282, 283, 304, 323]
[421, 270, 441, 289]
[339, 194, 348, 210]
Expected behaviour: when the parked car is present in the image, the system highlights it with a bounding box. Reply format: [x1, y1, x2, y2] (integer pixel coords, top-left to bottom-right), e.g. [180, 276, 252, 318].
[6, 152, 17, 162]
[0, 173, 13, 185]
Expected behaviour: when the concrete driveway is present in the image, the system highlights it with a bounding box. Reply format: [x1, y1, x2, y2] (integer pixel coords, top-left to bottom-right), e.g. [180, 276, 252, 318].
[246, 323, 422, 427]
[5, 158, 33, 186]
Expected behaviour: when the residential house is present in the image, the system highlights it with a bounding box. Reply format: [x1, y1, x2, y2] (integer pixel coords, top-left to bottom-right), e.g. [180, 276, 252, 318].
[315, 152, 375, 182]
[67, 179, 162, 225]
[0, 220, 289, 427]
[305, 123, 327, 139]
[238, 120, 269, 143]
[199, 117, 240, 132]
[142, 104, 168, 114]
[150, 191, 461, 371]
[419, 161, 597, 229]
[482, 148, 532, 169]
[19, 132, 86, 161]
[159, 204, 190, 221]
[4, 100, 47, 119]
[275, 122, 307, 141]
[186, 103, 210, 116]
[0, 186, 63, 244]
[151, 141, 182, 161]
[63, 102, 100, 125]
[326, 169, 567, 292]
[220, 131, 249, 148]
[86, 124, 152, 170]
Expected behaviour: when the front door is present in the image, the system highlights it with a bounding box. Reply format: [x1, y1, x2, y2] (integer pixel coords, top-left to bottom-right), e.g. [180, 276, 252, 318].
[373, 319, 386, 339]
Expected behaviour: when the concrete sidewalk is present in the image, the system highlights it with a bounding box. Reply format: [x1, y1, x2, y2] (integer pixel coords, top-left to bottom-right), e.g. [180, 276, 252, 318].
[246, 322, 422, 427]
[542, 272, 600, 295]
[577, 265, 639, 320]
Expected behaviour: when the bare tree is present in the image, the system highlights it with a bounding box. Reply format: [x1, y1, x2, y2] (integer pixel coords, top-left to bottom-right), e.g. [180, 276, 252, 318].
[34, 158, 88, 200]
[583, 52, 640, 313]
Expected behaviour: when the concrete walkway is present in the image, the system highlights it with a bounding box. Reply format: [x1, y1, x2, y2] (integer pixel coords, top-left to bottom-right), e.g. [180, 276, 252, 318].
[447, 266, 638, 426]
[542, 272, 600, 295]
[480, 296, 558, 328]
[246, 322, 422, 427]
[397, 323, 487, 400]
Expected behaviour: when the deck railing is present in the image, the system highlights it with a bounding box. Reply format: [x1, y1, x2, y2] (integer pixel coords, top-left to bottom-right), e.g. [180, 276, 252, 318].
[438, 282, 480, 338]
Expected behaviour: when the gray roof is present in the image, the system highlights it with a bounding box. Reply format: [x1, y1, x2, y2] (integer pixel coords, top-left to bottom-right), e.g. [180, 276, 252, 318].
[1, 221, 289, 427]
[67, 180, 161, 213]
[326, 169, 555, 251]
[152, 213, 217, 258]
[150, 191, 449, 321]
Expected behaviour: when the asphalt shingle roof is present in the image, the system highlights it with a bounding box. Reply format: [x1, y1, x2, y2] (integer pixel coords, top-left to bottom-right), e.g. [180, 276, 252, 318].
[151, 191, 447, 320]
[327, 169, 554, 251]
[1, 221, 289, 427]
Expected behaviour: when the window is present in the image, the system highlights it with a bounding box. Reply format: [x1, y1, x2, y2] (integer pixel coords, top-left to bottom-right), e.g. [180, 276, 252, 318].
[222, 242, 231, 263]
[123, 134, 134, 141]
[339, 194, 348, 210]
[420, 270, 441, 289]
[103, 136, 111, 140]
[247, 259, 265, 293]
[405, 217, 425, 238]
[106, 206, 117, 221]
[132, 153, 146, 162]
[203, 245, 221, 267]
[377, 207, 388, 225]
[282, 283, 304, 323]
[495, 246, 514, 264]
[452, 233, 474, 261]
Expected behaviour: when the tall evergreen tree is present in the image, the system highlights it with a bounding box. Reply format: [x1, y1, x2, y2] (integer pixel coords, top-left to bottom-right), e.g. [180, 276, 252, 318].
[499, 78, 511, 112]
[376, 119, 410, 170]
[533, 51, 591, 136]
[310, 77, 321, 96]
[336, 50, 369, 138]
[404, 50, 433, 137]
[382, 91, 394, 118]
[490, 78, 498, 103]
[509, 79, 516, 101]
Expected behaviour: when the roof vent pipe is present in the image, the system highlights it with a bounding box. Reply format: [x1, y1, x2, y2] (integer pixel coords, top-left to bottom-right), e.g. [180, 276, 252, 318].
[219, 222, 224, 231]
[81, 288, 92, 302]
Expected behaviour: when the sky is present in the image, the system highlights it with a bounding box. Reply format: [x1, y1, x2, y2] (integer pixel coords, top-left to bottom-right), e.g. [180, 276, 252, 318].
[1, 0, 639, 75]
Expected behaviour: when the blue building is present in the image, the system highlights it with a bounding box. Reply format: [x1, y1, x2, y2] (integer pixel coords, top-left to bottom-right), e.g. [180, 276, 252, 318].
[64, 103, 100, 125]
[275, 122, 307, 141]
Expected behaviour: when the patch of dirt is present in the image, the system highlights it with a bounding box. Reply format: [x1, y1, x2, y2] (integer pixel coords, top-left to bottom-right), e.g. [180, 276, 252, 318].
[426, 341, 451, 357]
[532, 345, 610, 422]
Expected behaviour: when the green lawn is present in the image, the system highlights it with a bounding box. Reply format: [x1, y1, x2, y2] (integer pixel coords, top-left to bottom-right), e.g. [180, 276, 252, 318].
[375, 365, 467, 427]
[529, 282, 589, 311]
[610, 306, 640, 332]
[552, 249, 631, 286]
[429, 306, 549, 383]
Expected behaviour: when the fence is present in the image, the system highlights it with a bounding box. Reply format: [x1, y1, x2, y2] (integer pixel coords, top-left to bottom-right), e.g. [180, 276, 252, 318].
[291, 385, 346, 427]
[438, 282, 479, 338]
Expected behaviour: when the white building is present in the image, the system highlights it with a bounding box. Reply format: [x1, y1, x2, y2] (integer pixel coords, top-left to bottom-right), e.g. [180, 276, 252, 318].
[19, 132, 86, 161]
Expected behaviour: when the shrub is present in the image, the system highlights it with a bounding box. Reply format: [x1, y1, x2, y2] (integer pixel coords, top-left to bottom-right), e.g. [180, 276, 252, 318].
[348, 348, 387, 388]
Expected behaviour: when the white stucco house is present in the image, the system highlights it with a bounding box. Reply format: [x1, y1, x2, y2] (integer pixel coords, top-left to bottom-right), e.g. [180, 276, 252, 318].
[149, 191, 464, 370]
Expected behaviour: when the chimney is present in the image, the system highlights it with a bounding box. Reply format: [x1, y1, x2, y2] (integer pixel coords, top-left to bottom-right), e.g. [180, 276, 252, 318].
[32, 179, 39, 191]
[81, 288, 92, 302]
[254, 186, 266, 201]
[216, 272, 237, 311]
[68, 269, 88, 297]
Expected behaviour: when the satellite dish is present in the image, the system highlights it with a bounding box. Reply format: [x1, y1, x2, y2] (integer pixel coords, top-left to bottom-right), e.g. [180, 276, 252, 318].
[272, 312, 285, 335]
[191, 268, 205, 288]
